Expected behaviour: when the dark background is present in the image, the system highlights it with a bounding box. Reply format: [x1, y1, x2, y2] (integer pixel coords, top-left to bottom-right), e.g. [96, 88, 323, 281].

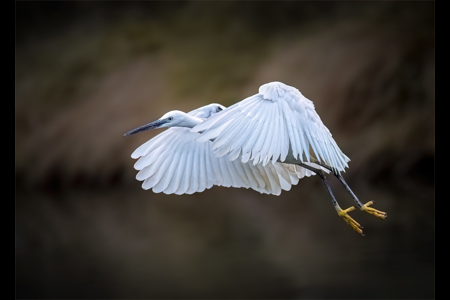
[16, 1, 434, 299]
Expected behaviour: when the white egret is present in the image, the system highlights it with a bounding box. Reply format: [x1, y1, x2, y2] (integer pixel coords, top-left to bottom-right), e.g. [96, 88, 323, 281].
[124, 103, 320, 196]
[125, 82, 386, 235]
[191, 82, 386, 234]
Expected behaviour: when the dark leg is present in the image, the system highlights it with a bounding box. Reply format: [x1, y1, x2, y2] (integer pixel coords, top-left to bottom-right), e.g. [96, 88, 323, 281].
[311, 161, 364, 208]
[299, 163, 338, 207]
[298, 163, 364, 235]
[312, 161, 387, 220]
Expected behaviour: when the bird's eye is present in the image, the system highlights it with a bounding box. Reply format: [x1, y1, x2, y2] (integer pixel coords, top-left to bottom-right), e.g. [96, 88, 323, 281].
[168, 117, 173, 121]
[217, 107, 223, 112]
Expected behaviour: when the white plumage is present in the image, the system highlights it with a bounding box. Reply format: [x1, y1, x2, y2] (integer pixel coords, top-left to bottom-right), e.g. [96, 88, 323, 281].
[124, 82, 387, 235]
[128, 103, 316, 195]
[192, 81, 350, 172]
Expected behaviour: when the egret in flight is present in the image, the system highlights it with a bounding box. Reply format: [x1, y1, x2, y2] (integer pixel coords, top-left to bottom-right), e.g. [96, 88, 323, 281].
[124, 103, 313, 196]
[124, 82, 386, 235]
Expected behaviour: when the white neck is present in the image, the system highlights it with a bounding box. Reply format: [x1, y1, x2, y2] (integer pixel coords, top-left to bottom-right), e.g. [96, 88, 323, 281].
[176, 114, 203, 129]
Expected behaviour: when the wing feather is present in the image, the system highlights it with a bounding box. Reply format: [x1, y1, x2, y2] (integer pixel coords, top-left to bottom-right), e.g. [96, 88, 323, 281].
[212, 99, 267, 154]
[240, 112, 265, 163]
[277, 103, 289, 162]
[243, 100, 274, 162]
[137, 143, 174, 185]
[243, 160, 266, 189]
[134, 143, 166, 171]
[198, 144, 208, 192]
[213, 116, 248, 157]
[245, 104, 269, 163]
[258, 163, 280, 195]
[131, 130, 171, 159]
[142, 154, 172, 190]
[250, 102, 274, 165]
[240, 161, 262, 189]
[216, 100, 261, 160]
[194, 96, 259, 143]
[194, 95, 258, 134]
[130, 109, 304, 195]
[234, 159, 254, 187]
[226, 160, 242, 187]
[253, 102, 276, 165]
[280, 99, 300, 160]
[259, 102, 277, 166]
[277, 171, 292, 192]
[175, 137, 195, 194]
[191, 82, 350, 172]
[208, 149, 222, 186]
[269, 103, 281, 164]
[164, 146, 188, 194]
[294, 115, 309, 162]
[186, 145, 200, 194]
[203, 144, 215, 189]
[152, 149, 180, 193]
[217, 154, 233, 187]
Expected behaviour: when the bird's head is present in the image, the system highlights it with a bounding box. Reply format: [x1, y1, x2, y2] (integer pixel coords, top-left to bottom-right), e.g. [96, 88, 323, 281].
[124, 110, 201, 136]
[189, 103, 225, 119]
[208, 103, 226, 113]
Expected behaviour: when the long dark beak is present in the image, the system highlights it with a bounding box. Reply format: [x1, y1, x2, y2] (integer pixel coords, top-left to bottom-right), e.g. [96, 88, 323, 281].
[123, 119, 167, 137]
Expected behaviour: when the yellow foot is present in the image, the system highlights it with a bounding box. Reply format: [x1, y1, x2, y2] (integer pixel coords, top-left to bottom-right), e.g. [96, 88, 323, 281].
[360, 201, 387, 220]
[337, 206, 364, 235]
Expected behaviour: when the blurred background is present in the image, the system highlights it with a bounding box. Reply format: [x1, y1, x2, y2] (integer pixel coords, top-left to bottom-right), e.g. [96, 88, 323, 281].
[16, 1, 434, 299]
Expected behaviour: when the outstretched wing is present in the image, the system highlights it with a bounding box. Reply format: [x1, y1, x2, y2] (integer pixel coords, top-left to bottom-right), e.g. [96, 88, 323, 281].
[191, 82, 350, 172]
[131, 127, 302, 195]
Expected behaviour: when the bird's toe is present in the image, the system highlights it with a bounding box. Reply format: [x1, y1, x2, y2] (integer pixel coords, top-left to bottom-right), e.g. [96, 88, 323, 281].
[337, 206, 364, 235]
[360, 201, 387, 220]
